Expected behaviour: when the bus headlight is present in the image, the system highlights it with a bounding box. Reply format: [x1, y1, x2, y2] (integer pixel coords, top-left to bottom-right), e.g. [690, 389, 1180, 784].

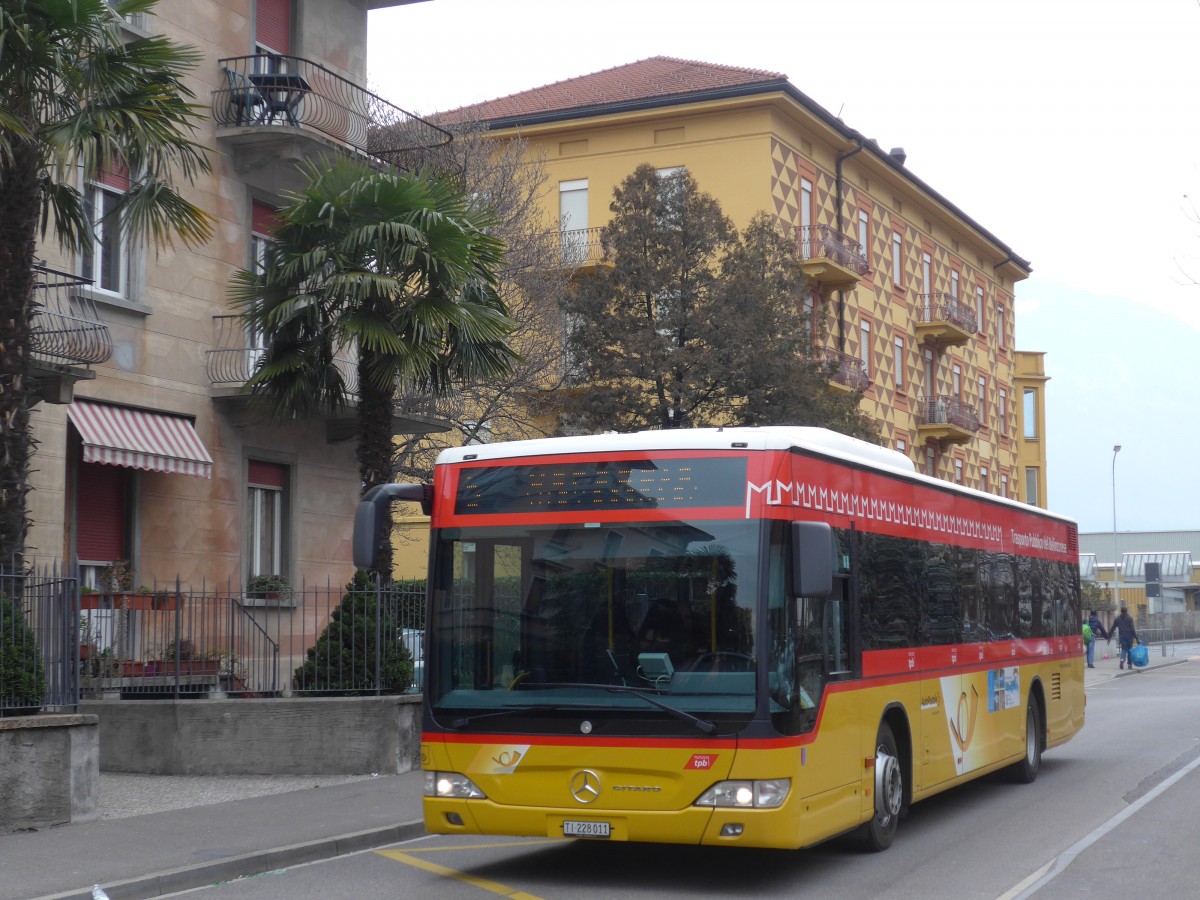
[694, 778, 790, 809]
[425, 771, 487, 799]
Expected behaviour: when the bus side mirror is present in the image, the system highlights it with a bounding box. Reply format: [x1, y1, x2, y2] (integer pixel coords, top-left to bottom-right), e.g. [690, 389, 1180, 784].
[352, 483, 432, 570]
[791, 521, 836, 599]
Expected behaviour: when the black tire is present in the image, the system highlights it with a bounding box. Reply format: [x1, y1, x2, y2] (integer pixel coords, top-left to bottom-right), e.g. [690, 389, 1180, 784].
[1007, 696, 1042, 784]
[859, 722, 904, 852]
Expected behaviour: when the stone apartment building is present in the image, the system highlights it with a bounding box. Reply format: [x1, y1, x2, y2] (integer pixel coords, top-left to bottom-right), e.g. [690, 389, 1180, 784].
[26, 0, 444, 591]
[442, 57, 1052, 507]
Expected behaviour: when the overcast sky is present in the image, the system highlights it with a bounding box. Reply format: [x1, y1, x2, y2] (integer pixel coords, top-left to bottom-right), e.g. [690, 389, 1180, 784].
[368, 0, 1200, 534]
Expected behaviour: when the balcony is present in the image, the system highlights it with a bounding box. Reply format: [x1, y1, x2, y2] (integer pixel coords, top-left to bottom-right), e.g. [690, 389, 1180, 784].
[914, 293, 977, 347]
[793, 224, 869, 290]
[213, 55, 453, 195]
[556, 227, 608, 274]
[29, 261, 111, 404]
[916, 394, 980, 446]
[206, 315, 451, 440]
[822, 349, 871, 392]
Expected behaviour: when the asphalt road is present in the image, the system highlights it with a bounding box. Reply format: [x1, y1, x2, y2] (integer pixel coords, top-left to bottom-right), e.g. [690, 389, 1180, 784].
[178, 657, 1200, 899]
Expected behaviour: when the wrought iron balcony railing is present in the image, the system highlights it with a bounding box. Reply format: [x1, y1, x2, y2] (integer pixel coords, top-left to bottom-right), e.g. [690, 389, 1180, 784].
[30, 261, 112, 367]
[206, 315, 360, 395]
[918, 394, 980, 432]
[916, 293, 978, 334]
[214, 55, 452, 169]
[206, 315, 456, 420]
[821, 348, 871, 391]
[795, 224, 870, 276]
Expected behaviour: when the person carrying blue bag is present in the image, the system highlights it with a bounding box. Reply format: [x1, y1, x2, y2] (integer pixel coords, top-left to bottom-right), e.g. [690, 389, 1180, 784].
[1085, 610, 1109, 668]
[1110, 605, 1139, 671]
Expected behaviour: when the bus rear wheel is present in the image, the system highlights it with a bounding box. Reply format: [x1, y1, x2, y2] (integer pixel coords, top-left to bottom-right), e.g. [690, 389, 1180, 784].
[859, 722, 903, 852]
[1007, 696, 1042, 784]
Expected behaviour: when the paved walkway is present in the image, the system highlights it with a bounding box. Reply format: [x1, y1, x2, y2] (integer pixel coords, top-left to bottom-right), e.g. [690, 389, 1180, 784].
[6, 641, 1193, 900]
[3, 771, 426, 900]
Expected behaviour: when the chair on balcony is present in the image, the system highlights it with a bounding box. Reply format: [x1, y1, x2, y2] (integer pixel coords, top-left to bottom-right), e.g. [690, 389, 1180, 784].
[224, 67, 263, 126]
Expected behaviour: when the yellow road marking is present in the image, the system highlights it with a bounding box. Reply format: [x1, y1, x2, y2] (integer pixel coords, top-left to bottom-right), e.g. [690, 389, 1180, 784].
[375, 848, 546, 899]
[393, 839, 565, 854]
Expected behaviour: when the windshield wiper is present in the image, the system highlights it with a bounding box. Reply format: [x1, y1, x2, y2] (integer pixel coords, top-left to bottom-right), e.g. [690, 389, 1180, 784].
[513, 682, 718, 735]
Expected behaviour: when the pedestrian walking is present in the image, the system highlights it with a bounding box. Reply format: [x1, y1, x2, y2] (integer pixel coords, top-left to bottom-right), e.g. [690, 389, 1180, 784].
[1084, 610, 1109, 668]
[1110, 605, 1139, 670]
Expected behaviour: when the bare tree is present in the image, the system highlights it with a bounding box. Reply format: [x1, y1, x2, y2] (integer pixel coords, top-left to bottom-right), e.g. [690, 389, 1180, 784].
[380, 120, 577, 483]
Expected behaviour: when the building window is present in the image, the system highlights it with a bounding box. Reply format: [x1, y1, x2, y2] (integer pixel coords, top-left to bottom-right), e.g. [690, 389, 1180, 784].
[559, 178, 589, 265]
[462, 420, 493, 445]
[999, 388, 1008, 434]
[950, 270, 960, 303]
[952, 363, 962, 399]
[922, 252, 932, 317]
[978, 375, 987, 425]
[954, 458, 963, 484]
[1025, 467, 1040, 505]
[858, 210, 869, 263]
[255, 0, 292, 58]
[860, 320, 871, 379]
[924, 348, 936, 396]
[980, 466, 989, 493]
[896, 438, 907, 455]
[800, 177, 813, 258]
[82, 182, 128, 296]
[894, 337, 904, 391]
[892, 232, 903, 287]
[925, 446, 936, 477]
[1001, 472, 1010, 498]
[1023, 387, 1038, 439]
[976, 286, 985, 334]
[997, 303, 1007, 349]
[247, 460, 286, 578]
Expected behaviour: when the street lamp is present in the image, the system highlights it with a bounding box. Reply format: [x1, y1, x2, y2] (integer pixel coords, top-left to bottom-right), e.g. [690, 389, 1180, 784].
[1111, 445, 1121, 614]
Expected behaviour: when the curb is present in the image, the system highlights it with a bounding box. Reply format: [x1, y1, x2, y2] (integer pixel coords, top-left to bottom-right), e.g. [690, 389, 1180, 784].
[36, 819, 427, 900]
[1112, 657, 1192, 678]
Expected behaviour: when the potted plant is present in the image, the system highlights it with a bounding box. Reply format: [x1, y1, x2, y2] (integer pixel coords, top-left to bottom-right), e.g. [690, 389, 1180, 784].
[246, 573, 291, 602]
[154, 639, 219, 677]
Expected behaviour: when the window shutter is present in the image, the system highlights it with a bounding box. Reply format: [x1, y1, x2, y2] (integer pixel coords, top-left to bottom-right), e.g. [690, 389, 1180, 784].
[77, 462, 126, 562]
[255, 0, 291, 54]
[248, 460, 285, 488]
[251, 201, 279, 236]
[97, 163, 130, 191]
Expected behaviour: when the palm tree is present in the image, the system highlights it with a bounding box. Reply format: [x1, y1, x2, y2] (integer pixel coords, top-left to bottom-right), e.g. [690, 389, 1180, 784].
[229, 155, 517, 576]
[0, 0, 213, 564]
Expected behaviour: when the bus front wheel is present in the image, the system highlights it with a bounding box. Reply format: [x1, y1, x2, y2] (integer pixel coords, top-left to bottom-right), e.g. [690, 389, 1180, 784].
[860, 722, 903, 852]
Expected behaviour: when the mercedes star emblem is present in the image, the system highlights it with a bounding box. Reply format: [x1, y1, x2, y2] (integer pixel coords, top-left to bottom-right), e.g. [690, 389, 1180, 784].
[570, 769, 601, 804]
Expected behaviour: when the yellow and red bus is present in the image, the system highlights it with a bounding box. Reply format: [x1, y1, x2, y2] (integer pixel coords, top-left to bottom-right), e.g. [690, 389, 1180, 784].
[353, 426, 1084, 851]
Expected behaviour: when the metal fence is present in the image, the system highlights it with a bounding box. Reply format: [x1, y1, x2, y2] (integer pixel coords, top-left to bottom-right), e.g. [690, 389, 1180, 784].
[3, 568, 426, 713]
[1, 562, 79, 715]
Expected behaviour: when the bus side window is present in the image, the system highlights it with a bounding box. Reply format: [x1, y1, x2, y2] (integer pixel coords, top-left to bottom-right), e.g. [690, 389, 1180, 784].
[824, 595, 852, 677]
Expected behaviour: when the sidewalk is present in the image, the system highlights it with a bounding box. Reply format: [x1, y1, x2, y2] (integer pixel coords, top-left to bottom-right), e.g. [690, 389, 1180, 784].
[2, 770, 427, 900]
[1083, 637, 1195, 686]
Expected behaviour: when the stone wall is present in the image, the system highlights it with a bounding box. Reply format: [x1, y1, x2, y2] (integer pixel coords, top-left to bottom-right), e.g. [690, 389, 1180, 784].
[80, 696, 422, 776]
[0, 715, 99, 833]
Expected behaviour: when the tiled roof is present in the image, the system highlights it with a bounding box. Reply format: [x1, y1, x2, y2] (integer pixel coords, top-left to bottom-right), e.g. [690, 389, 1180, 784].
[440, 56, 788, 124]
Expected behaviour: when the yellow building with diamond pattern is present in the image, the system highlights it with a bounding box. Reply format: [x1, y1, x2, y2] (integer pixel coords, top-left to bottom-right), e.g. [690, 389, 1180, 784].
[444, 56, 1051, 504]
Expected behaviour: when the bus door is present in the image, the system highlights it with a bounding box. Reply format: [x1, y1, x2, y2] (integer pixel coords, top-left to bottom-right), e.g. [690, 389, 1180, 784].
[445, 538, 526, 690]
[920, 553, 961, 787]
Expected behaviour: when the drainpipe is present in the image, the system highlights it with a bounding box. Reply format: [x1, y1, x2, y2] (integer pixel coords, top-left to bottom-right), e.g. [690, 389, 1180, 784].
[834, 135, 866, 354]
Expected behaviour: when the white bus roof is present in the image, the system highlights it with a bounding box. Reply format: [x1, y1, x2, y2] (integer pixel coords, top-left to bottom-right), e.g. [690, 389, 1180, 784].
[438, 426, 911, 472]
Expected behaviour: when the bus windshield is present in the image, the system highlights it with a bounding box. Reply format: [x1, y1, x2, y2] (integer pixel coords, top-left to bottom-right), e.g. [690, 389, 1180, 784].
[427, 518, 764, 730]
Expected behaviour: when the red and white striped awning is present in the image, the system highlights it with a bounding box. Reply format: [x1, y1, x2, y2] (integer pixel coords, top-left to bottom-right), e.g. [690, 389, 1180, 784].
[67, 401, 213, 479]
